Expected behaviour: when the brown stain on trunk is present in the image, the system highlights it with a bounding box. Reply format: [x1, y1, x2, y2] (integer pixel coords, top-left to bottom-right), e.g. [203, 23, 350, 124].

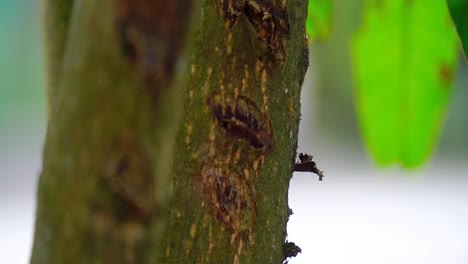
[215, 0, 290, 62]
[116, 0, 193, 92]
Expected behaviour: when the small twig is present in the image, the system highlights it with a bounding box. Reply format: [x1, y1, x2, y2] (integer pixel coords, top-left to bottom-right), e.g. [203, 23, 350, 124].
[293, 153, 324, 181]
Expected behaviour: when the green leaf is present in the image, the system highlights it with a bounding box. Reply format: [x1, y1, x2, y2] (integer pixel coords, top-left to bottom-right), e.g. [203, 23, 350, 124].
[306, 0, 333, 40]
[447, 0, 468, 60]
[351, 1, 458, 168]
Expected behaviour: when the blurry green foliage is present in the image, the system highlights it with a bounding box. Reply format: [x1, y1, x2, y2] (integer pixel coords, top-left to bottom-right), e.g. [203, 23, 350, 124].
[351, 0, 458, 168]
[306, 0, 333, 40]
[447, 0, 468, 60]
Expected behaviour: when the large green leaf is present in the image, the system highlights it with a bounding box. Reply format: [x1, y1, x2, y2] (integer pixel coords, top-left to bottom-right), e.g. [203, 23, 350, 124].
[351, 1, 458, 168]
[447, 0, 468, 59]
[306, 0, 333, 40]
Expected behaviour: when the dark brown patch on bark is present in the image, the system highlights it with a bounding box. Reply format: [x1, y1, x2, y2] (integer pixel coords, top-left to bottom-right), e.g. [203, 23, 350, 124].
[116, 0, 193, 94]
[102, 135, 156, 223]
[200, 161, 256, 234]
[208, 93, 274, 154]
[200, 93, 275, 238]
[215, 0, 290, 62]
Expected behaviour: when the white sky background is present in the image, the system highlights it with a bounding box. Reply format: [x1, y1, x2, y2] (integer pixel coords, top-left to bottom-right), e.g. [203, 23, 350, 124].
[285, 60, 468, 263]
[0, 123, 44, 264]
[288, 160, 468, 264]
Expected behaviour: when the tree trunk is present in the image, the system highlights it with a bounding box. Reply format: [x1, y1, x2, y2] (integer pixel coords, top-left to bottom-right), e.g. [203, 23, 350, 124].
[31, 0, 308, 263]
[158, 1, 308, 262]
[31, 0, 195, 263]
[42, 0, 73, 115]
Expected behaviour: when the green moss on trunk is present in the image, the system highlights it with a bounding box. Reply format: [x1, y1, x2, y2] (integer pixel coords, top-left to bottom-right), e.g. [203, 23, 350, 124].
[32, 0, 307, 263]
[31, 0, 194, 263]
[42, 0, 74, 114]
[158, 0, 308, 263]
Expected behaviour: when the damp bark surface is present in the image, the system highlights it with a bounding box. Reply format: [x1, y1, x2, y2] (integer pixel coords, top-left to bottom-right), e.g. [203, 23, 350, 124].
[158, 0, 308, 263]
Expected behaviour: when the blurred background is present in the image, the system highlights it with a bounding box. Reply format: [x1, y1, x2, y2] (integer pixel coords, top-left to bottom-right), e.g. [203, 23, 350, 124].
[0, 0, 467, 263]
[0, 1, 46, 264]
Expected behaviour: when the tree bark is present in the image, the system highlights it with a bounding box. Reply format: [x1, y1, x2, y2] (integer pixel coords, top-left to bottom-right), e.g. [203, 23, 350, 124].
[158, 0, 308, 263]
[31, 0, 308, 263]
[42, 0, 74, 114]
[31, 0, 195, 263]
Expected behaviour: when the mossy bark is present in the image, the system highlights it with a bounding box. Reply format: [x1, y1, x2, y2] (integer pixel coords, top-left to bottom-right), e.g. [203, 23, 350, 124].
[31, 0, 194, 263]
[158, 0, 308, 263]
[42, 0, 74, 114]
[32, 0, 308, 263]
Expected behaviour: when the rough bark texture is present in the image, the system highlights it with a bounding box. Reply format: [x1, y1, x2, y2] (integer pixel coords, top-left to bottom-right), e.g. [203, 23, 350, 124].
[31, 0, 194, 263]
[32, 0, 308, 263]
[158, 0, 308, 263]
